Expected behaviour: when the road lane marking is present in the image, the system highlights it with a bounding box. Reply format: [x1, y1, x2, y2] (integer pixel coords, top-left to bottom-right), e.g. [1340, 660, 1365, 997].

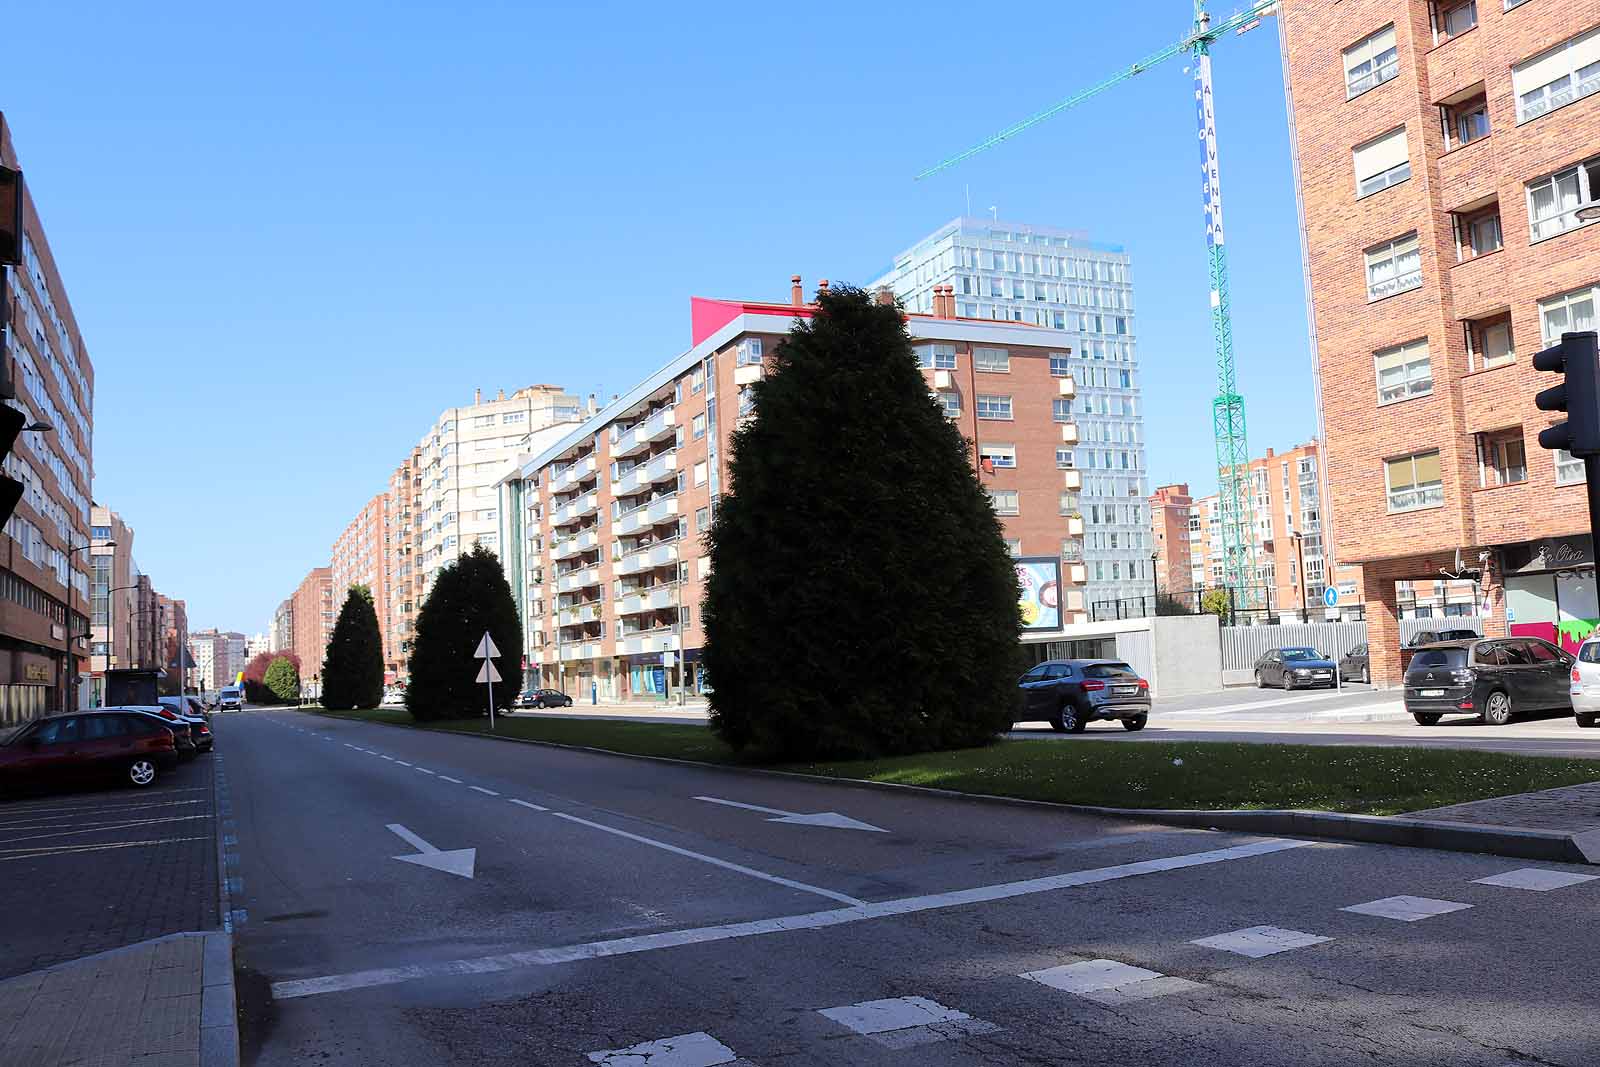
[694, 795, 888, 833]
[0, 814, 213, 846]
[415, 767, 434, 775]
[438, 776, 462, 784]
[387, 823, 476, 879]
[1190, 925, 1332, 957]
[468, 786, 500, 796]
[271, 837, 1314, 1000]
[0, 836, 211, 861]
[586, 1031, 738, 1066]
[817, 995, 998, 1049]
[507, 799, 548, 811]
[552, 811, 863, 905]
[1473, 867, 1600, 891]
[394, 761, 413, 767]
[1021, 959, 1204, 1005]
[1341, 895, 1472, 922]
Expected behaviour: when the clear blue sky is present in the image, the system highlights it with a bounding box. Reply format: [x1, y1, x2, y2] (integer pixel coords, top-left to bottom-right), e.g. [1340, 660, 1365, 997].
[10, 0, 1314, 632]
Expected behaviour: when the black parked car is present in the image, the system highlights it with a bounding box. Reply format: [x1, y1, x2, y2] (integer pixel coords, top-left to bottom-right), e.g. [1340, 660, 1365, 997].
[1407, 628, 1480, 648]
[1339, 644, 1369, 684]
[515, 688, 573, 709]
[1254, 647, 1337, 690]
[1015, 659, 1150, 733]
[1405, 637, 1573, 726]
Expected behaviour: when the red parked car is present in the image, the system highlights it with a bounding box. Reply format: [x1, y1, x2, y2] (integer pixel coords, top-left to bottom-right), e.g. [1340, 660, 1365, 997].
[0, 711, 180, 791]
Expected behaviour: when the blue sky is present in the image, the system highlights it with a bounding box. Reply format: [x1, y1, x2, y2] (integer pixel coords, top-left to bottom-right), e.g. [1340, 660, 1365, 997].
[10, 0, 1313, 631]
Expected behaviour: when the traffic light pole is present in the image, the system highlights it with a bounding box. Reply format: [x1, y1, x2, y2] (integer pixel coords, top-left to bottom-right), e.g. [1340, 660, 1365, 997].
[1587, 456, 1600, 563]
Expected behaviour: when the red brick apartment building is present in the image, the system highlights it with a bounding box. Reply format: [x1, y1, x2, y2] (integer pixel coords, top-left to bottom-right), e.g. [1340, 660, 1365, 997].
[499, 281, 1096, 701]
[1151, 483, 1195, 595]
[330, 493, 394, 679]
[0, 114, 95, 721]
[289, 566, 333, 685]
[1281, 0, 1600, 683]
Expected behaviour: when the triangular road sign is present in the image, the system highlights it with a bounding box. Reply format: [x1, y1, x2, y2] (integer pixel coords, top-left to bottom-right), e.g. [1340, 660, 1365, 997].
[473, 632, 501, 659]
[476, 660, 503, 684]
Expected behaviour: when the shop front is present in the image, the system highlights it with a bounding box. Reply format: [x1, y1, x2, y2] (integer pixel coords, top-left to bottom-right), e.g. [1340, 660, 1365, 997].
[0, 647, 63, 725]
[1503, 535, 1598, 654]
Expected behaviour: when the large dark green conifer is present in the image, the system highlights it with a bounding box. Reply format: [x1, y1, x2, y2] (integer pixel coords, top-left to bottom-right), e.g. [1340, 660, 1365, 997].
[703, 285, 1022, 760]
[405, 545, 522, 720]
[321, 585, 385, 710]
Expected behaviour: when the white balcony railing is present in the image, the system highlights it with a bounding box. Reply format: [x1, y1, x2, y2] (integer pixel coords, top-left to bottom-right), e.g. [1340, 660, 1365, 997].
[559, 641, 602, 662]
[551, 455, 597, 494]
[611, 449, 680, 497]
[553, 490, 600, 527]
[1058, 377, 1076, 398]
[550, 528, 599, 561]
[1059, 423, 1079, 445]
[612, 405, 678, 459]
[615, 541, 679, 577]
[733, 364, 764, 386]
[616, 585, 679, 618]
[558, 601, 602, 626]
[617, 631, 681, 657]
[556, 566, 601, 594]
[615, 495, 679, 536]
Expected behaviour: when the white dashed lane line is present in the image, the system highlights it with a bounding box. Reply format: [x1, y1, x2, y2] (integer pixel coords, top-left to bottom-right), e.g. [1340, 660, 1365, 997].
[1021, 959, 1203, 1005]
[1190, 925, 1332, 958]
[438, 776, 462, 784]
[1341, 896, 1472, 922]
[1474, 867, 1600, 891]
[507, 799, 548, 811]
[468, 786, 500, 796]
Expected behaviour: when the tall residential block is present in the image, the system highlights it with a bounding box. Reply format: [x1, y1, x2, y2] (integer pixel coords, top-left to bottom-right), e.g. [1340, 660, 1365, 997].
[289, 567, 333, 682]
[331, 492, 392, 677]
[0, 114, 95, 722]
[870, 217, 1151, 611]
[384, 449, 420, 680]
[499, 280, 1101, 701]
[1150, 483, 1195, 596]
[1281, 0, 1600, 682]
[88, 504, 136, 703]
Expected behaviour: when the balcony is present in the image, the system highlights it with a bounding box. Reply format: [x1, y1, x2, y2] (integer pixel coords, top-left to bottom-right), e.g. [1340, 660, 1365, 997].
[1059, 423, 1079, 445]
[615, 541, 679, 576]
[1062, 470, 1082, 491]
[1066, 515, 1085, 537]
[550, 528, 599, 561]
[1067, 563, 1087, 584]
[1063, 589, 1086, 612]
[733, 364, 764, 386]
[551, 455, 598, 494]
[552, 490, 599, 527]
[558, 601, 602, 626]
[615, 495, 679, 536]
[618, 631, 681, 657]
[559, 642, 602, 662]
[556, 566, 601, 594]
[933, 370, 953, 389]
[611, 449, 680, 497]
[617, 585, 679, 618]
[1058, 377, 1076, 398]
[612, 406, 678, 459]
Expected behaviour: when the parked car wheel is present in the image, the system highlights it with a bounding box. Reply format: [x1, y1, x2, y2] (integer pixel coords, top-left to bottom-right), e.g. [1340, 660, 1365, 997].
[1255, 670, 1266, 689]
[127, 759, 157, 788]
[1054, 703, 1086, 734]
[1482, 690, 1513, 726]
[1578, 713, 1598, 728]
[1281, 674, 1293, 691]
[1412, 713, 1442, 726]
[1121, 715, 1147, 732]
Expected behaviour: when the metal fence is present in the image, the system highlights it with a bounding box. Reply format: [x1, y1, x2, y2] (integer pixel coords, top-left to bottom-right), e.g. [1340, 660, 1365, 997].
[1219, 615, 1486, 672]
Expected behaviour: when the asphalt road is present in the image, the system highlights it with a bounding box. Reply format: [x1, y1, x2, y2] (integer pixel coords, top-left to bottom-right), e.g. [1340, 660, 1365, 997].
[223, 709, 1600, 1066]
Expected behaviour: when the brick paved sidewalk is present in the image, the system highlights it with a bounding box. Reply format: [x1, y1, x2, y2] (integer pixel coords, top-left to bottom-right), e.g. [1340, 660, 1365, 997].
[1412, 779, 1600, 832]
[0, 931, 237, 1067]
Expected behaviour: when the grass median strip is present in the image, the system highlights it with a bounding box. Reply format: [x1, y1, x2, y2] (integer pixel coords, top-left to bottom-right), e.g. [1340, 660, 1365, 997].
[305, 707, 1599, 816]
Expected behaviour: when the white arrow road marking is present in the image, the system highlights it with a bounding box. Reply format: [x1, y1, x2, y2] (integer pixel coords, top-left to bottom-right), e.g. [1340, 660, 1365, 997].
[386, 823, 476, 879]
[693, 795, 888, 833]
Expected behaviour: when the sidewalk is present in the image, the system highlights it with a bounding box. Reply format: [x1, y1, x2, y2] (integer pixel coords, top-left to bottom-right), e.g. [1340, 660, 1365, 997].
[0, 931, 237, 1067]
[1412, 780, 1600, 834]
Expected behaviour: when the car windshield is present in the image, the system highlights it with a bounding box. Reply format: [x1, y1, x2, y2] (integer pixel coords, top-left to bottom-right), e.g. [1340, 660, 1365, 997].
[1282, 649, 1323, 661]
[1411, 649, 1468, 668]
[1083, 663, 1138, 679]
[0, 724, 25, 746]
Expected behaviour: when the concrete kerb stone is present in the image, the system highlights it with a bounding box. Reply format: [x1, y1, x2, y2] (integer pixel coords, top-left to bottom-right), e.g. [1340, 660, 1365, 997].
[304, 711, 1600, 866]
[200, 931, 239, 1067]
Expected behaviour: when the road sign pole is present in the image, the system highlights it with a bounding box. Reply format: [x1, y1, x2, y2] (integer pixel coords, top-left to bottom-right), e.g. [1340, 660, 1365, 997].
[487, 671, 495, 732]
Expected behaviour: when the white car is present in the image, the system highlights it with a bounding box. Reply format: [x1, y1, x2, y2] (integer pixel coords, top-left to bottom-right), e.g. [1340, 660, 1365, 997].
[1569, 639, 1600, 727]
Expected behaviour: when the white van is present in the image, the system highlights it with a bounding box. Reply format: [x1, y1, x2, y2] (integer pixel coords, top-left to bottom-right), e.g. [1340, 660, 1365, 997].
[217, 686, 244, 711]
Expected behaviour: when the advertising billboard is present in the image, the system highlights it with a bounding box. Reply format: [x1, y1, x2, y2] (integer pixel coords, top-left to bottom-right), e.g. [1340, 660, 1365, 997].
[1015, 556, 1063, 633]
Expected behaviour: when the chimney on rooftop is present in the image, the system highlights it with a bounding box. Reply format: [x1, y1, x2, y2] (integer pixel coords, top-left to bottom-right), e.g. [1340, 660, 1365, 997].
[474, 387, 482, 404]
[791, 275, 803, 306]
[817, 278, 829, 298]
[588, 392, 598, 415]
[496, 388, 505, 401]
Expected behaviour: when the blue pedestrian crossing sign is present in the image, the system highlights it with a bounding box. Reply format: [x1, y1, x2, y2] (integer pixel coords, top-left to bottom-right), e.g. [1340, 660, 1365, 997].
[1323, 586, 1339, 608]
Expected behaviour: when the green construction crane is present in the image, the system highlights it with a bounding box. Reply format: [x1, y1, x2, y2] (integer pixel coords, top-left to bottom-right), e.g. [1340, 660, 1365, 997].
[918, 0, 1275, 609]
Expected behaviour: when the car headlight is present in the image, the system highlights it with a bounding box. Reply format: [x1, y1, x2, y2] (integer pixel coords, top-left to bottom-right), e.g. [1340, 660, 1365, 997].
[1294, 668, 1312, 675]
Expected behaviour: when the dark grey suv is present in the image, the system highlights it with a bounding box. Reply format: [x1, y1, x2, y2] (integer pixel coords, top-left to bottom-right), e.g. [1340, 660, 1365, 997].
[1015, 659, 1151, 733]
[1404, 637, 1573, 726]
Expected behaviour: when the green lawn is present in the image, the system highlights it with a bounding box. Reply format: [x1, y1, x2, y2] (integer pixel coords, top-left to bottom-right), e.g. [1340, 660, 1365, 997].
[303, 707, 1600, 815]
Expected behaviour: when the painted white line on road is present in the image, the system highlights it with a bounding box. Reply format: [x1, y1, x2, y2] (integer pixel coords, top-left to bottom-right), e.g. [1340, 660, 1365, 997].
[586, 1031, 737, 1066]
[387, 823, 476, 879]
[1021, 959, 1205, 1005]
[0, 836, 211, 862]
[1158, 690, 1397, 717]
[394, 761, 413, 767]
[468, 786, 500, 796]
[553, 812, 863, 904]
[1341, 895, 1472, 922]
[819, 995, 968, 1035]
[0, 799, 207, 829]
[271, 837, 1314, 1000]
[0, 813, 213, 847]
[507, 799, 548, 811]
[1190, 925, 1332, 958]
[381, 755, 395, 761]
[438, 776, 462, 784]
[415, 767, 434, 775]
[1473, 867, 1600, 891]
[693, 795, 888, 833]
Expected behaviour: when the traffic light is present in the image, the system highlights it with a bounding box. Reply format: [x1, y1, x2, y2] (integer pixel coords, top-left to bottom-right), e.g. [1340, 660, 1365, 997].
[0, 404, 25, 527]
[0, 165, 20, 265]
[1534, 331, 1600, 457]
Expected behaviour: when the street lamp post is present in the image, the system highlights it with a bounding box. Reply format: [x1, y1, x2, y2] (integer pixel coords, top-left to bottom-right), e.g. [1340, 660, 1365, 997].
[1290, 532, 1309, 619]
[1150, 550, 1160, 617]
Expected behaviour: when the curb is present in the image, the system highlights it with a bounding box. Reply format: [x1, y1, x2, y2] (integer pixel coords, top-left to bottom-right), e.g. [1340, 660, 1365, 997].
[301, 710, 1600, 867]
[201, 931, 240, 1067]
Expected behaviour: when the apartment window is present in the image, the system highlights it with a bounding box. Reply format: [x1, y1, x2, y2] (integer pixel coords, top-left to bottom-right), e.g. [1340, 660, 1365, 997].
[1052, 399, 1073, 422]
[1049, 352, 1070, 376]
[1466, 316, 1514, 370]
[692, 412, 707, 439]
[691, 365, 705, 393]
[974, 347, 1011, 373]
[1385, 450, 1444, 512]
[1557, 449, 1586, 484]
[473, 415, 495, 428]
[979, 443, 1017, 469]
[1453, 203, 1503, 258]
[1540, 286, 1597, 343]
[1477, 428, 1528, 487]
[1344, 25, 1399, 99]
[1365, 233, 1422, 301]
[976, 394, 1013, 420]
[1431, 0, 1476, 43]
[693, 461, 707, 487]
[1527, 156, 1600, 242]
[1352, 127, 1410, 198]
[502, 411, 526, 425]
[988, 489, 1020, 515]
[937, 391, 961, 418]
[695, 507, 710, 532]
[1059, 491, 1080, 515]
[1004, 539, 1022, 556]
[735, 338, 764, 367]
[1513, 27, 1600, 123]
[916, 343, 957, 370]
[1441, 91, 1490, 149]
[1056, 448, 1075, 468]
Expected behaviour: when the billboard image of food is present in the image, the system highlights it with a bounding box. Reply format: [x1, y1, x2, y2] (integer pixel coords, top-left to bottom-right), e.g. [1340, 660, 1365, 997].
[1015, 556, 1062, 633]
